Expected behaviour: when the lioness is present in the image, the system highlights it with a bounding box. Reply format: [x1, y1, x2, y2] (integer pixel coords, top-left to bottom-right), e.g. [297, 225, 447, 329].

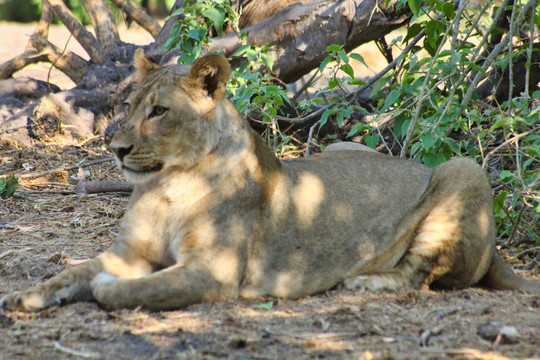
[2, 51, 538, 311]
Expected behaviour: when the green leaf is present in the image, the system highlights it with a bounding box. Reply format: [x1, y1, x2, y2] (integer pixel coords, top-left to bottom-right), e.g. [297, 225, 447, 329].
[420, 133, 434, 150]
[0, 175, 18, 199]
[186, 29, 202, 41]
[231, 44, 251, 57]
[381, 89, 401, 112]
[498, 170, 515, 183]
[252, 301, 273, 310]
[320, 108, 332, 128]
[493, 191, 507, 213]
[365, 134, 379, 149]
[202, 7, 224, 24]
[407, 0, 422, 16]
[165, 7, 185, 20]
[261, 55, 274, 71]
[393, 113, 410, 138]
[370, 73, 393, 98]
[404, 23, 423, 43]
[423, 153, 446, 168]
[340, 64, 355, 78]
[468, 63, 486, 74]
[325, 44, 342, 54]
[319, 57, 333, 72]
[349, 53, 368, 68]
[441, 2, 454, 18]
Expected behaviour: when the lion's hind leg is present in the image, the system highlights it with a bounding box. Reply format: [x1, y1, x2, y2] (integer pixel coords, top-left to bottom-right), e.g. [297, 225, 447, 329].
[345, 158, 495, 292]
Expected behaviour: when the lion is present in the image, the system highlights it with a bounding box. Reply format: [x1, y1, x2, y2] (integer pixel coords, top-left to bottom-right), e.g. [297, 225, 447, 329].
[2, 50, 538, 312]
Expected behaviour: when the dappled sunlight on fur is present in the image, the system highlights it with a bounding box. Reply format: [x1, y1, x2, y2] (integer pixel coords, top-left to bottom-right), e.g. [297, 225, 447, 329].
[2, 52, 538, 313]
[292, 172, 325, 229]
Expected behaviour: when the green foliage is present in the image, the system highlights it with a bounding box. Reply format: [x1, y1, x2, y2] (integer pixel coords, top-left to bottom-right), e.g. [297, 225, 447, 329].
[252, 301, 273, 310]
[164, 0, 236, 63]
[0, 175, 18, 199]
[165, 0, 295, 152]
[164, 0, 538, 247]
[0, 0, 41, 22]
[351, 0, 539, 246]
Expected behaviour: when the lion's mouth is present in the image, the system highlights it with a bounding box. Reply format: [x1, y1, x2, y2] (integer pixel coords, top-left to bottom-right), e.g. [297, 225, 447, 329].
[121, 163, 163, 174]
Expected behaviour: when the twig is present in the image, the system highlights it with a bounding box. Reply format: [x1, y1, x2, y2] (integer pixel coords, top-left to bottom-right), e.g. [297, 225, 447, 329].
[109, 0, 162, 38]
[419, 323, 446, 347]
[481, 130, 534, 169]
[524, 251, 540, 270]
[458, 0, 538, 118]
[19, 158, 114, 180]
[305, 120, 321, 156]
[54, 341, 99, 358]
[524, 4, 536, 98]
[512, 246, 540, 259]
[505, 202, 525, 246]
[400, 12, 455, 157]
[47, 33, 73, 89]
[273, 28, 427, 125]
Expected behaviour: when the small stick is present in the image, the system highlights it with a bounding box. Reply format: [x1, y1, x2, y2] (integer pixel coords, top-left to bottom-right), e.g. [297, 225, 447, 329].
[19, 158, 114, 180]
[53, 341, 99, 358]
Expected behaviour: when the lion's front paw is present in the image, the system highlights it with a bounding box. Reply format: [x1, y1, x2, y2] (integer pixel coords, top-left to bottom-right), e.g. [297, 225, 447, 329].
[90, 272, 121, 310]
[0, 291, 50, 312]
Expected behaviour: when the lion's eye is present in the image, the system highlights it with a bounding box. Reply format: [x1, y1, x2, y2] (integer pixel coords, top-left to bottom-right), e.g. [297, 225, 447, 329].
[150, 105, 167, 117]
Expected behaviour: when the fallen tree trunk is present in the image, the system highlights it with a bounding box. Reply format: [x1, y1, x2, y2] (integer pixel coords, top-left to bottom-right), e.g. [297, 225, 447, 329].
[0, 0, 413, 148]
[208, 0, 411, 82]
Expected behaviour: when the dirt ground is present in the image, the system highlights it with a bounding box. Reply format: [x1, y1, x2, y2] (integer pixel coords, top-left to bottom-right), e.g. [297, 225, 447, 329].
[0, 144, 539, 360]
[1, 22, 540, 360]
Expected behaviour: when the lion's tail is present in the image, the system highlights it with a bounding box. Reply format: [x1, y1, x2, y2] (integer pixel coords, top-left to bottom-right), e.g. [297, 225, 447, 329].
[480, 251, 540, 292]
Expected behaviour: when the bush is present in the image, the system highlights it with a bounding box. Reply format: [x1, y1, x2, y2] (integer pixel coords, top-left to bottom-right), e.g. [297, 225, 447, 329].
[0, 0, 41, 22]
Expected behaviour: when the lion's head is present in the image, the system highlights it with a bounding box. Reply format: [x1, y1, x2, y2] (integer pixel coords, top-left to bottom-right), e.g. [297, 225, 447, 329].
[110, 50, 231, 182]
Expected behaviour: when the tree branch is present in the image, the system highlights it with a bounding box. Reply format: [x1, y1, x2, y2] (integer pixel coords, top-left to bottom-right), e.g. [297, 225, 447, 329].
[151, 0, 185, 54]
[208, 0, 412, 83]
[82, 0, 121, 49]
[30, 35, 89, 83]
[47, 0, 105, 64]
[25, 0, 53, 52]
[109, 0, 162, 39]
[0, 51, 50, 80]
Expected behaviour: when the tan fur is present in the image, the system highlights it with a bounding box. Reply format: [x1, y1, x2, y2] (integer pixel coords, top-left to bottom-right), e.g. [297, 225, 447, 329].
[2, 53, 538, 312]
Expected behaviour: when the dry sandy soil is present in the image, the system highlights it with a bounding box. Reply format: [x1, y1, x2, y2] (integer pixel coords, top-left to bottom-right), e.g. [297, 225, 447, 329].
[0, 22, 539, 360]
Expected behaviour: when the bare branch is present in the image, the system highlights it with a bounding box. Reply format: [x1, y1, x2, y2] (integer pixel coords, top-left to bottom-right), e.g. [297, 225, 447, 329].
[47, 0, 105, 64]
[0, 51, 49, 80]
[26, 0, 53, 52]
[109, 0, 162, 39]
[82, 0, 121, 49]
[30, 35, 89, 83]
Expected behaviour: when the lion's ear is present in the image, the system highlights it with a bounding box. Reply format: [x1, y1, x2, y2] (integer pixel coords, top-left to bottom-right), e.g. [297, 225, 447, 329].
[186, 54, 231, 103]
[134, 48, 160, 82]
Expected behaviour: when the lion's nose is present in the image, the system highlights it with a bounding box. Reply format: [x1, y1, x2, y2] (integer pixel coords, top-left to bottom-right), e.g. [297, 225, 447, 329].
[111, 145, 133, 162]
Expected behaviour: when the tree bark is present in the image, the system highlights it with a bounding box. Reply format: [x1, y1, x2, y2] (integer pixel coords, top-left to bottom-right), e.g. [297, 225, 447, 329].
[47, 0, 105, 64]
[110, 0, 162, 39]
[209, 0, 412, 83]
[83, 0, 121, 50]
